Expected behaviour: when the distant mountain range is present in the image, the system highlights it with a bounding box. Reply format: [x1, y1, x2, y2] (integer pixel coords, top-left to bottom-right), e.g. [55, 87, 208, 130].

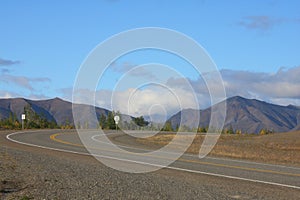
[168, 96, 300, 133]
[1, 96, 300, 133]
[0, 97, 109, 126]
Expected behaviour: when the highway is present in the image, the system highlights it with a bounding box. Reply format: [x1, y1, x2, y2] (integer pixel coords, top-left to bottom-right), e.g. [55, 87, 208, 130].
[6, 129, 300, 191]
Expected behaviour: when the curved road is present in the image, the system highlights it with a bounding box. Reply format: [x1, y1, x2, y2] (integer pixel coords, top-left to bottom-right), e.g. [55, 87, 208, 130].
[6, 129, 300, 191]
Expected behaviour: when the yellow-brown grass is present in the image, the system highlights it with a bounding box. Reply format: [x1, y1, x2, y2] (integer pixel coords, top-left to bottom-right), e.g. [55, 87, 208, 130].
[137, 131, 300, 166]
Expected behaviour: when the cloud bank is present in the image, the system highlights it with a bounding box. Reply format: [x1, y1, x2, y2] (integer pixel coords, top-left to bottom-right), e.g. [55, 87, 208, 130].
[220, 66, 300, 105]
[63, 66, 300, 119]
[0, 58, 20, 66]
[238, 16, 281, 31]
[0, 74, 50, 91]
[237, 15, 300, 31]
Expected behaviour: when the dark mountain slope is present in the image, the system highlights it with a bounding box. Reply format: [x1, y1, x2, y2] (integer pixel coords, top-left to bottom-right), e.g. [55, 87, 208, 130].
[1, 96, 299, 133]
[168, 96, 300, 133]
[0, 98, 110, 126]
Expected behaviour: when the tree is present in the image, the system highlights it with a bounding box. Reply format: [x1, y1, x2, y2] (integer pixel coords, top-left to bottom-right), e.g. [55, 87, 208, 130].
[133, 116, 149, 127]
[23, 105, 59, 129]
[161, 121, 173, 132]
[84, 121, 89, 129]
[106, 112, 116, 129]
[76, 121, 81, 129]
[259, 128, 273, 135]
[259, 128, 266, 135]
[0, 112, 21, 129]
[61, 118, 74, 129]
[99, 114, 107, 129]
[197, 126, 207, 133]
[224, 125, 234, 134]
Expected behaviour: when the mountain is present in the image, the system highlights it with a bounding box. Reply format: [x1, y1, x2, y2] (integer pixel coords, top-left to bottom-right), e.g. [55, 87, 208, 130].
[0, 97, 110, 126]
[0, 98, 30, 121]
[1, 96, 300, 133]
[168, 96, 300, 133]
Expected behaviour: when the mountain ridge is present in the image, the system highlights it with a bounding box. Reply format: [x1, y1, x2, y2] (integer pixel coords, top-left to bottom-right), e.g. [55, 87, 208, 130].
[0, 97, 110, 126]
[1, 96, 300, 133]
[168, 96, 300, 133]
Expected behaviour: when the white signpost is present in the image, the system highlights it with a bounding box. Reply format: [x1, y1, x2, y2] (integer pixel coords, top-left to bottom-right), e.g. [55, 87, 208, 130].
[21, 114, 25, 129]
[114, 115, 120, 131]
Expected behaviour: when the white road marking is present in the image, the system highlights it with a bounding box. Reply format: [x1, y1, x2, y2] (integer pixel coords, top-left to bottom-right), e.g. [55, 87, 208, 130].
[91, 134, 152, 152]
[92, 132, 300, 171]
[6, 131, 300, 190]
[205, 155, 300, 171]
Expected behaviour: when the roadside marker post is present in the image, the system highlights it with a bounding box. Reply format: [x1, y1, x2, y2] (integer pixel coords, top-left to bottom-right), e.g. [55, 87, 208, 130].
[114, 115, 120, 132]
[21, 114, 26, 130]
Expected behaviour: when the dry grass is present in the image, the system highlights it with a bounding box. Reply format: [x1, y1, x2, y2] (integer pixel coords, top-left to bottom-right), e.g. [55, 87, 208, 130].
[137, 131, 300, 166]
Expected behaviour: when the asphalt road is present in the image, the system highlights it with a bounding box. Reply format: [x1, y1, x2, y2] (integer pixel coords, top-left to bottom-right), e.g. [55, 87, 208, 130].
[0, 130, 300, 199]
[5, 129, 300, 199]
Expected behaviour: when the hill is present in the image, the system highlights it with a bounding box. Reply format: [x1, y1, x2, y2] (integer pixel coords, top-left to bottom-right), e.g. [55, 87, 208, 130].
[168, 96, 300, 133]
[1, 96, 300, 133]
[0, 97, 110, 127]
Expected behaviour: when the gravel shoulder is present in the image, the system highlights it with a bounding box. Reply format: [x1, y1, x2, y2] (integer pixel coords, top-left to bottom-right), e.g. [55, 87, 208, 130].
[1, 130, 300, 199]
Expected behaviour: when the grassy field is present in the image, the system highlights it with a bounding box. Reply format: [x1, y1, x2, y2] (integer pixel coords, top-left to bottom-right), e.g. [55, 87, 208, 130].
[137, 131, 300, 166]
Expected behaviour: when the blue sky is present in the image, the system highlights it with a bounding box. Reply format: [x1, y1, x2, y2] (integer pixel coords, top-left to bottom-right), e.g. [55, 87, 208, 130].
[1, 0, 300, 117]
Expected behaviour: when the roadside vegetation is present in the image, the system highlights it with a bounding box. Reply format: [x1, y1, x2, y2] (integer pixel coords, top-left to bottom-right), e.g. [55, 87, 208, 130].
[0, 107, 277, 135]
[160, 120, 274, 135]
[0, 106, 59, 130]
[98, 113, 155, 130]
[137, 130, 300, 166]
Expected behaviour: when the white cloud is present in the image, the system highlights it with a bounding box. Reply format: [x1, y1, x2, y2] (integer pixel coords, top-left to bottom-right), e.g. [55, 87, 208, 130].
[165, 66, 300, 107]
[220, 66, 300, 100]
[116, 87, 197, 117]
[63, 66, 300, 119]
[238, 15, 285, 31]
[0, 58, 20, 66]
[70, 82, 199, 119]
[238, 15, 300, 32]
[0, 90, 49, 100]
[0, 74, 50, 91]
[110, 62, 157, 80]
[0, 90, 19, 98]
